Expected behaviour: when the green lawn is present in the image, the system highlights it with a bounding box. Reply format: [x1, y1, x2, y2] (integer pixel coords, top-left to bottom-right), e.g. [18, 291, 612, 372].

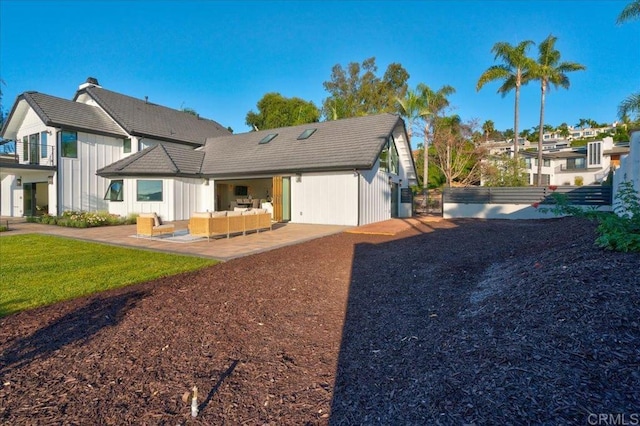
[0, 234, 218, 317]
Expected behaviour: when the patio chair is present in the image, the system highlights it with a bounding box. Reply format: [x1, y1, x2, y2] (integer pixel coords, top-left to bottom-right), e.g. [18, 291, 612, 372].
[136, 213, 175, 238]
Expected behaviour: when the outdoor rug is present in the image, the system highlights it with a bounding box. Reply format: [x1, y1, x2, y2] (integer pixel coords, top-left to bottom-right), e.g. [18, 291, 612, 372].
[129, 229, 207, 243]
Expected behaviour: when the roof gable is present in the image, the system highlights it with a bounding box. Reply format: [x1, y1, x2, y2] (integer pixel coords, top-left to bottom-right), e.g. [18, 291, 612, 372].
[75, 86, 230, 146]
[1, 92, 127, 139]
[97, 144, 205, 177]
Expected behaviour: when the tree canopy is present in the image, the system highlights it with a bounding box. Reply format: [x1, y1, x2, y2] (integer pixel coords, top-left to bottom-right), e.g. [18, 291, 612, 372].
[529, 34, 586, 185]
[322, 57, 409, 120]
[476, 40, 535, 159]
[245, 92, 320, 131]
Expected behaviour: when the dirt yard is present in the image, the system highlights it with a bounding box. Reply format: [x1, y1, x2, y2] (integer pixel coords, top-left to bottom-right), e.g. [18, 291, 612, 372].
[1, 217, 638, 424]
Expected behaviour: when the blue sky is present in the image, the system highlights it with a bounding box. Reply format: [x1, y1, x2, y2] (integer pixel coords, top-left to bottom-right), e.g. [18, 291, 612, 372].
[1, 0, 637, 147]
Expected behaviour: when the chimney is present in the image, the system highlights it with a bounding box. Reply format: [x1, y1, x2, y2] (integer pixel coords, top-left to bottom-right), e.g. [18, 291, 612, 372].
[78, 77, 101, 90]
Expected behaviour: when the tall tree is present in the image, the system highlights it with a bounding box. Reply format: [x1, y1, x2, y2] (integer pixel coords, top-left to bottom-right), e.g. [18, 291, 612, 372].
[322, 57, 409, 120]
[576, 118, 590, 129]
[529, 35, 586, 186]
[431, 116, 485, 187]
[417, 84, 455, 199]
[245, 92, 320, 130]
[618, 93, 640, 121]
[617, 0, 640, 23]
[616, 1, 640, 122]
[482, 120, 495, 141]
[558, 122, 571, 139]
[476, 40, 535, 159]
[396, 87, 428, 143]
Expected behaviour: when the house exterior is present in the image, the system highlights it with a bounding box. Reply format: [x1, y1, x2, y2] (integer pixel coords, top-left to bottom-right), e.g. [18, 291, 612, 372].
[612, 129, 640, 212]
[0, 78, 230, 218]
[519, 137, 628, 186]
[97, 114, 418, 226]
[1, 79, 418, 227]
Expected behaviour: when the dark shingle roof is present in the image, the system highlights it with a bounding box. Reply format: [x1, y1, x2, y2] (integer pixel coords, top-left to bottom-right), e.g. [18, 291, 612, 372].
[200, 113, 402, 177]
[97, 144, 205, 177]
[76, 86, 230, 146]
[16, 92, 127, 138]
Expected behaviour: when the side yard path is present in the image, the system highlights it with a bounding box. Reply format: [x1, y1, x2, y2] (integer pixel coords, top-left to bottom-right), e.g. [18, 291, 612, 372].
[0, 217, 638, 424]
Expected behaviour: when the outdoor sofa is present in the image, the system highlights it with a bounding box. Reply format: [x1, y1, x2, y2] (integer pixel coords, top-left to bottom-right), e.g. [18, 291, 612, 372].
[136, 213, 175, 237]
[188, 209, 272, 240]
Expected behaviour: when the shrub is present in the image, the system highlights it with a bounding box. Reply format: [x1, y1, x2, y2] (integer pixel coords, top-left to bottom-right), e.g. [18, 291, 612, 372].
[29, 210, 131, 228]
[535, 181, 640, 252]
[574, 176, 584, 186]
[595, 181, 640, 252]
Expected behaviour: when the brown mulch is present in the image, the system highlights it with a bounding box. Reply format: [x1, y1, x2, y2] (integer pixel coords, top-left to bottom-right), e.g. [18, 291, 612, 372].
[1, 217, 639, 425]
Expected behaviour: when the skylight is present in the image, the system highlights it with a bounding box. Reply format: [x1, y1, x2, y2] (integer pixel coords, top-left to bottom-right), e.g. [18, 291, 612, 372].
[297, 128, 317, 140]
[259, 133, 278, 144]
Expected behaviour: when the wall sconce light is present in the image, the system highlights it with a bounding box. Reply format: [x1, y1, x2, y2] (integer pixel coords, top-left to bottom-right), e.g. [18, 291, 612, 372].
[353, 169, 358, 177]
[16, 177, 22, 187]
[203, 178, 210, 186]
[388, 175, 393, 186]
[296, 173, 302, 183]
[48, 175, 54, 185]
[399, 179, 403, 187]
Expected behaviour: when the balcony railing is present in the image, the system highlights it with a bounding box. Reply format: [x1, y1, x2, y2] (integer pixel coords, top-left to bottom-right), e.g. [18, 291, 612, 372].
[559, 164, 587, 171]
[0, 140, 56, 167]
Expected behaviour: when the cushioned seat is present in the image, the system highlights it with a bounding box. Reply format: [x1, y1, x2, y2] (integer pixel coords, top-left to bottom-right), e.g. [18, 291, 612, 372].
[136, 213, 175, 237]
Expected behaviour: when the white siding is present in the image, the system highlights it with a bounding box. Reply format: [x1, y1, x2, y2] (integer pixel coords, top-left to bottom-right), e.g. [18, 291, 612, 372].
[59, 131, 124, 213]
[0, 177, 18, 216]
[290, 172, 359, 226]
[107, 177, 204, 221]
[613, 130, 640, 213]
[359, 161, 391, 226]
[171, 178, 201, 220]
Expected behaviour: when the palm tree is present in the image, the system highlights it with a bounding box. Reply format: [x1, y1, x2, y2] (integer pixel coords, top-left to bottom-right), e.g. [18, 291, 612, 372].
[477, 40, 535, 159]
[617, 0, 640, 23]
[482, 120, 495, 141]
[418, 83, 455, 201]
[558, 123, 571, 140]
[576, 118, 590, 129]
[618, 93, 640, 121]
[617, 2, 639, 122]
[396, 88, 428, 144]
[530, 35, 586, 186]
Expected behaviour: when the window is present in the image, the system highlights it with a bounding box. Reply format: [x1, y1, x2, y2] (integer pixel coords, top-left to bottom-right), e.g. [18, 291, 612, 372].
[136, 180, 163, 201]
[123, 138, 131, 153]
[22, 136, 28, 161]
[234, 185, 248, 196]
[543, 159, 551, 167]
[297, 128, 317, 140]
[567, 158, 586, 170]
[29, 133, 40, 164]
[378, 136, 400, 174]
[533, 174, 551, 185]
[524, 158, 532, 169]
[259, 133, 278, 144]
[40, 132, 48, 158]
[389, 136, 399, 174]
[379, 143, 389, 172]
[588, 141, 601, 166]
[61, 131, 78, 158]
[104, 180, 124, 201]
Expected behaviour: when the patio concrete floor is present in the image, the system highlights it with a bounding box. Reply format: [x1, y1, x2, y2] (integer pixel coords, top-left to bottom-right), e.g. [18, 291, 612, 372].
[0, 216, 443, 261]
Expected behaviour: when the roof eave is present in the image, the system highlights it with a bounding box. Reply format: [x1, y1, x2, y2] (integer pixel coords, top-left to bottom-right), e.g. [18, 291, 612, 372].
[203, 163, 374, 179]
